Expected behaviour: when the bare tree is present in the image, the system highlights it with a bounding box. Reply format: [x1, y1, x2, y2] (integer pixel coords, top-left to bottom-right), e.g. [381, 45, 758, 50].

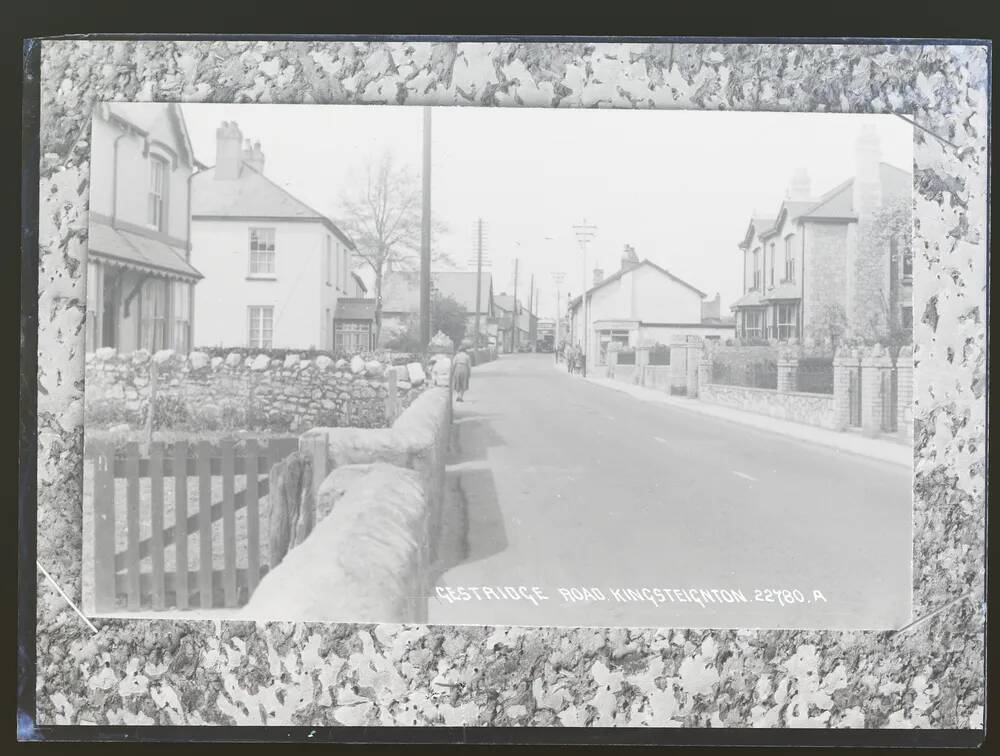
[338, 151, 449, 345]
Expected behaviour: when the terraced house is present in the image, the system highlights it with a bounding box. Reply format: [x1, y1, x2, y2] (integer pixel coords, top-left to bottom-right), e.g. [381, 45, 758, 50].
[85, 103, 203, 353]
[190, 121, 369, 352]
[731, 126, 913, 344]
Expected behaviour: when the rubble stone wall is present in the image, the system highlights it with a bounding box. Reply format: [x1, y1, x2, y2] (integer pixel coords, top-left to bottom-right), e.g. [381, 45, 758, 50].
[84, 348, 429, 433]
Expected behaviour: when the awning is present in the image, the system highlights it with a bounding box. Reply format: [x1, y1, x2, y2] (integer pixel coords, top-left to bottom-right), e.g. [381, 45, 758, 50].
[89, 220, 202, 282]
[334, 298, 376, 321]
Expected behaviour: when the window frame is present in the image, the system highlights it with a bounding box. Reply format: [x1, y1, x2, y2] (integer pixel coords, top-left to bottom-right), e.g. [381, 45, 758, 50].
[147, 155, 168, 231]
[783, 234, 796, 283]
[325, 236, 333, 287]
[752, 248, 761, 290]
[776, 302, 798, 341]
[247, 305, 274, 349]
[743, 309, 764, 339]
[769, 242, 776, 287]
[248, 227, 277, 278]
[334, 319, 372, 354]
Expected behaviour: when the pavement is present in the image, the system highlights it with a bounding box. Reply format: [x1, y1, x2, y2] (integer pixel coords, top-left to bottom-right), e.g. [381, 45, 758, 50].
[429, 352, 912, 630]
[572, 363, 912, 468]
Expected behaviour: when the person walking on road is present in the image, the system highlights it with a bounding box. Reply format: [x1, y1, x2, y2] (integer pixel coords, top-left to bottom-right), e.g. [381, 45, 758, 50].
[452, 346, 472, 402]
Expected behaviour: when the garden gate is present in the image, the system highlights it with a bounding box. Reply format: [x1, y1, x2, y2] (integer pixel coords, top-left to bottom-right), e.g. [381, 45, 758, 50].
[88, 436, 306, 613]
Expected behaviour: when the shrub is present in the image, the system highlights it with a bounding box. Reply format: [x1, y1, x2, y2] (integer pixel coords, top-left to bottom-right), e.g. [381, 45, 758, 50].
[648, 343, 671, 365]
[84, 397, 133, 429]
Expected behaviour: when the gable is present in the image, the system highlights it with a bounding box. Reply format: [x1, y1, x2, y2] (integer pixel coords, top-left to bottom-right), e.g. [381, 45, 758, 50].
[105, 102, 193, 168]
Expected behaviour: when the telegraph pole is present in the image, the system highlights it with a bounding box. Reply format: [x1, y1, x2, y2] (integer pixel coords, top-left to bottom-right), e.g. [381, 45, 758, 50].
[551, 271, 566, 353]
[512, 258, 519, 352]
[419, 106, 432, 351]
[474, 219, 484, 346]
[572, 219, 597, 370]
[528, 273, 535, 351]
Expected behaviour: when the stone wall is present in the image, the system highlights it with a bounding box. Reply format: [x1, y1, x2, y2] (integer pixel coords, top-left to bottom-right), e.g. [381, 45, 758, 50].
[612, 365, 640, 386]
[84, 348, 430, 434]
[699, 383, 837, 429]
[301, 386, 454, 565]
[241, 464, 430, 623]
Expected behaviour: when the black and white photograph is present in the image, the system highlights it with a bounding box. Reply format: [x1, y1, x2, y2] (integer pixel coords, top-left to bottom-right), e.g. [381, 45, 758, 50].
[26, 37, 986, 737]
[80, 103, 915, 630]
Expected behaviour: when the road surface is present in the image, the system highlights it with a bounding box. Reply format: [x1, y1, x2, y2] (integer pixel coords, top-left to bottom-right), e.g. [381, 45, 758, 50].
[430, 353, 912, 630]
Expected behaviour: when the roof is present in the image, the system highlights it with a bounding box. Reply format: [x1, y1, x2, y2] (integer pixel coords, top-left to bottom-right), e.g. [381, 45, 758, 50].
[740, 217, 776, 248]
[104, 103, 195, 168]
[493, 294, 516, 312]
[762, 200, 815, 238]
[797, 163, 911, 222]
[334, 298, 376, 321]
[431, 271, 494, 314]
[567, 259, 707, 310]
[89, 218, 202, 281]
[730, 290, 764, 309]
[351, 271, 368, 295]
[761, 282, 802, 301]
[191, 164, 355, 248]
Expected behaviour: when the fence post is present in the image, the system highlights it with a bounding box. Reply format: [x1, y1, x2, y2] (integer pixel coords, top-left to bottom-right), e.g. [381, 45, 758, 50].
[777, 346, 799, 393]
[607, 348, 618, 379]
[860, 344, 889, 437]
[636, 346, 650, 386]
[896, 345, 914, 443]
[832, 347, 858, 431]
[92, 442, 117, 613]
[145, 359, 158, 447]
[385, 367, 400, 423]
[669, 338, 688, 395]
[684, 337, 703, 398]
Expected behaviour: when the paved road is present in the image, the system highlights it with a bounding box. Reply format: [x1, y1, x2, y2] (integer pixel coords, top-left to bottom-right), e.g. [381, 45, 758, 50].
[430, 353, 912, 630]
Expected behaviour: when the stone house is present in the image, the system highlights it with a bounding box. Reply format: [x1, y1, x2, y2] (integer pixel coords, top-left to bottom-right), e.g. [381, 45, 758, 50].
[85, 103, 203, 353]
[731, 126, 913, 344]
[190, 121, 369, 352]
[567, 245, 735, 367]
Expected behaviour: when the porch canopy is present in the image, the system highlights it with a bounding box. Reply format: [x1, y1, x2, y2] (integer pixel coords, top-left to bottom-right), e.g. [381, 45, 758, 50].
[88, 220, 202, 282]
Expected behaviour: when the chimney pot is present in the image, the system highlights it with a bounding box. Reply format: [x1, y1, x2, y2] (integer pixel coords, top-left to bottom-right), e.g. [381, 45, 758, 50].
[593, 268, 604, 286]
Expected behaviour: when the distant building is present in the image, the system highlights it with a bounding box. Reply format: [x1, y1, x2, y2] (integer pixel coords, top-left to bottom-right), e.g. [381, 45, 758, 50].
[567, 245, 735, 366]
[730, 127, 913, 343]
[190, 121, 368, 351]
[377, 270, 497, 347]
[493, 293, 537, 353]
[85, 103, 203, 353]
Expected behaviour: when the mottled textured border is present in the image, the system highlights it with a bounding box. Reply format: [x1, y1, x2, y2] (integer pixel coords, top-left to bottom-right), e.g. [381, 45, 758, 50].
[28, 40, 987, 735]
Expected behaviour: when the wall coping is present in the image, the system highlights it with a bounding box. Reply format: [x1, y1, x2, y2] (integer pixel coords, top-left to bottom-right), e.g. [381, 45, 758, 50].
[702, 383, 835, 401]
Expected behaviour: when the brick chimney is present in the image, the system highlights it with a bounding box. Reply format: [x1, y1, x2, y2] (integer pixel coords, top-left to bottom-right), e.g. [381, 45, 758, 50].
[242, 138, 265, 175]
[592, 268, 604, 287]
[620, 244, 640, 272]
[215, 121, 244, 180]
[852, 125, 882, 216]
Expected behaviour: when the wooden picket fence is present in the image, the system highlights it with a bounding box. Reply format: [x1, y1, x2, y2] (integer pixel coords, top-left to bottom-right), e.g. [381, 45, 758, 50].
[87, 436, 302, 612]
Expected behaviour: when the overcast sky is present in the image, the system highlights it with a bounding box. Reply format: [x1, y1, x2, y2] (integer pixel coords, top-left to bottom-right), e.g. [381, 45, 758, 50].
[181, 104, 912, 319]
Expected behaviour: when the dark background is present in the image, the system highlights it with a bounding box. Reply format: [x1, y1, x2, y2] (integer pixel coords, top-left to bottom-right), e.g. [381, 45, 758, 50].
[8, 2, 993, 754]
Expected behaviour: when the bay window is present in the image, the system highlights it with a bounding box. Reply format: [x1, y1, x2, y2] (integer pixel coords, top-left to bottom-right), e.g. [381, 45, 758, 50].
[776, 303, 798, 341]
[335, 321, 372, 353]
[172, 281, 191, 352]
[140, 278, 169, 351]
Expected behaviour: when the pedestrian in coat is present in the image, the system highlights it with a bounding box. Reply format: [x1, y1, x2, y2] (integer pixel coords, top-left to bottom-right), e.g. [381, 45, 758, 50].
[451, 347, 472, 402]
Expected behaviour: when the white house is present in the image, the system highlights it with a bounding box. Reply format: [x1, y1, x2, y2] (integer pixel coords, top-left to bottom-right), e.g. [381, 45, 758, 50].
[567, 245, 735, 366]
[85, 102, 203, 354]
[190, 121, 368, 352]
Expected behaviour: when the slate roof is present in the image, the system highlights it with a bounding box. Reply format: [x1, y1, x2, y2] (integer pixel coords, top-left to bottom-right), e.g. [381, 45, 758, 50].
[761, 282, 802, 301]
[730, 290, 765, 309]
[797, 163, 911, 221]
[191, 164, 355, 248]
[105, 103, 196, 167]
[431, 271, 494, 315]
[567, 259, 707, 310]
[89, 218, 202, 281]
[334, 298, 376, 321]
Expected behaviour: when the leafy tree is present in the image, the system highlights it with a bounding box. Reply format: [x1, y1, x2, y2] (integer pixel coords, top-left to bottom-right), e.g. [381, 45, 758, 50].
[338, 151, 450, 345]
[385, 293, 467, 352]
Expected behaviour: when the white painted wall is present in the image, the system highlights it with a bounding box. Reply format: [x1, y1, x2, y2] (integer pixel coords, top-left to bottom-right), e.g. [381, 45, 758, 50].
[631, 265, 703, 323]
[190, 219, 327, 349]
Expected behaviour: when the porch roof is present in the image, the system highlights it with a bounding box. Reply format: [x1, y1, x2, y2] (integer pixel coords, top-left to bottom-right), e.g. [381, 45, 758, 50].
[89, 220, 202, 282]
[334, 298, 376, 321]
[761, 282, 802, 301]
[730, 290, 764, 309]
